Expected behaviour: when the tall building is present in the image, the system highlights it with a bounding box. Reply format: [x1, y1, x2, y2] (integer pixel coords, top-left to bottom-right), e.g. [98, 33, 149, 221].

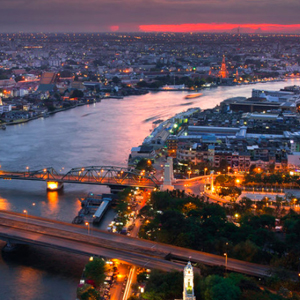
[235, 68, 239, 81]
[219, 56, 229, 79]
[183, 262, 196, 300]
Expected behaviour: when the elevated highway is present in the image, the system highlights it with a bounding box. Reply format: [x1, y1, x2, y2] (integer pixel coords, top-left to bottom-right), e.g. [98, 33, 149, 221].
[0, 210, 273, 277]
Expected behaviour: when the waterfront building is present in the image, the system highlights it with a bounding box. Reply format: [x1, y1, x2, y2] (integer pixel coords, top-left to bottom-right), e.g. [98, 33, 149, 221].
[166, 135, 178, 157]
[252, 89, 294, 99]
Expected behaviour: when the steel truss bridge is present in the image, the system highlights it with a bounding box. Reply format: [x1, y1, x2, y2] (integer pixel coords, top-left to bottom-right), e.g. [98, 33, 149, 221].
[0, 166, 161, 189]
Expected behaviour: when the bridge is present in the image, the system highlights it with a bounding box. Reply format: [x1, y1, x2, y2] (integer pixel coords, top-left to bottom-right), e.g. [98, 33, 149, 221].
[0, 166, 161, 190]
[0, 210, 275, 277]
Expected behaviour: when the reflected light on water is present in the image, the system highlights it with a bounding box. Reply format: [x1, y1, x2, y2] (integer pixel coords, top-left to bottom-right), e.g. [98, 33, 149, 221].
[46, 191, 59, 215]
[15, 267, 43, 300]
[0, 196, 11, 210]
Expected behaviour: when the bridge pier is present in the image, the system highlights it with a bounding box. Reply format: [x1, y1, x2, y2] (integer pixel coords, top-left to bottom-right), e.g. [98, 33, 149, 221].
[47, 181, 64, 191]
[2, 241, 17, 253]
[109, 185, 126, 194]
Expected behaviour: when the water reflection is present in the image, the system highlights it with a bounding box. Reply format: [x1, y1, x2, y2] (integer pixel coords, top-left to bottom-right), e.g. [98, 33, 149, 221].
[46, 190, 59, 214]
[0, 196, 11, 210]
[0, 79, 299, 299]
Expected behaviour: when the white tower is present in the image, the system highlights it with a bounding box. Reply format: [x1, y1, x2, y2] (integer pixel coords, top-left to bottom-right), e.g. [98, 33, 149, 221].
[183, 262, 196, 300]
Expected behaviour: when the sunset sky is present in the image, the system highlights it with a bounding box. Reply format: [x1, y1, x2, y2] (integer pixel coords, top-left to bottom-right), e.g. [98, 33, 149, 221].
[1, 0, 300, 33]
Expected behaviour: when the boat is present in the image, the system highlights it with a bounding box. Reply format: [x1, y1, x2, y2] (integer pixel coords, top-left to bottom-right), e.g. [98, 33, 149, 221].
[184, 93, 203, 99]
[1, 125, 6, 130]
[152, 119, 164, 125]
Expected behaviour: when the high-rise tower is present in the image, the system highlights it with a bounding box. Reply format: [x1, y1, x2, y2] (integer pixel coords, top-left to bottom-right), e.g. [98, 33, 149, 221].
[183, 262, 196, 300]
[219, 56, 229, 79]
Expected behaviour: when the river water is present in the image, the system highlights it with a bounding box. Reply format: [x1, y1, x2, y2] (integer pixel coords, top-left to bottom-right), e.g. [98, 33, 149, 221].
[0, 78, 299, 299]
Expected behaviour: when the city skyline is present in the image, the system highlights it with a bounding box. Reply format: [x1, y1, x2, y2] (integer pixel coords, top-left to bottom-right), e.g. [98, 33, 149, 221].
[1, 0, 300, 33]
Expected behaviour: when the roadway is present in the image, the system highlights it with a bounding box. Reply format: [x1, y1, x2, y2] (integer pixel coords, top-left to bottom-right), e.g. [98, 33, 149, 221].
[174, 175, 209, 196]
[109, 263, 130, 300]
[0, 210, 273, 277]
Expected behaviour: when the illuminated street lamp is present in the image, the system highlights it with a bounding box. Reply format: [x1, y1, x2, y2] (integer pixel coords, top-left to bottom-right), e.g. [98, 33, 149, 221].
[187, 171, 192, 179]
[224, 252, 228, 271]
[85, 222, 90, 235]
[204, 168, 208, 176]
[23, 210, 28, 222]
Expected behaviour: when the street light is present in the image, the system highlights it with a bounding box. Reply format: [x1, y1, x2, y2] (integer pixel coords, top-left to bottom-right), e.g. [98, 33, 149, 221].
[85, 222, 90, 235]
[204, 168, 208, 176]
[23, 210, 28, 222]
[224, 252, 228, 271]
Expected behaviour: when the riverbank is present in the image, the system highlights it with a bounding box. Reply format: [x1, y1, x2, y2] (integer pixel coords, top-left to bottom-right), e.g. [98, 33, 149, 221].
[2, 102, 90, 126]
[0, 76, 288, 128]
[0, 79, 300, 300]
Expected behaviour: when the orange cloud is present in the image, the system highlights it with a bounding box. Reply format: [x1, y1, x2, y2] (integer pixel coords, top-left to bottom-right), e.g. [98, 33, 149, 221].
[110, 25, 119, 32]
[139, 23, 300, 33]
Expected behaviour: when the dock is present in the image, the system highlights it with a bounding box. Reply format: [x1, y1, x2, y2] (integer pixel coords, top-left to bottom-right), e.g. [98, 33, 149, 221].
[72, 193, 113, 225]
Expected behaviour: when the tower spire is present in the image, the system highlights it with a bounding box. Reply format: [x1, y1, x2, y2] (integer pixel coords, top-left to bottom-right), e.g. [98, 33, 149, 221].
[183, 261, 196, 300]
[219, 55, 229, 79]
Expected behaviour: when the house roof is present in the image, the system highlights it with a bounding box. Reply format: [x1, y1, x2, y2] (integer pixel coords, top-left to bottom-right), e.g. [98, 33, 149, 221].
[37, 84, 56, 92]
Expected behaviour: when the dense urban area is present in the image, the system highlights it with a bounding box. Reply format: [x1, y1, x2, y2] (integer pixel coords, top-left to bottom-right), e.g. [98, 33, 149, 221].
[1, 33, 300, 123]
[2, 32, 300, 300]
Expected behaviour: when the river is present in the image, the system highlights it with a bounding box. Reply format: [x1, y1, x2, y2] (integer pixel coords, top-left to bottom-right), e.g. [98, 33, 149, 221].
[0, 78, 299, 299]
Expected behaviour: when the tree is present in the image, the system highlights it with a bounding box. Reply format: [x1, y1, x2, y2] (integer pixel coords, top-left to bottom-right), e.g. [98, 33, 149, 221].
[239, 197, 253, 213]
[135, 158, 153, 172]
[77, 284, 100, 300]
[15, 75, 24, 82]
[233, 240, 260, 262]
[204, 275, 241, 300]
[112, 76, 121, 84]
[71, 89, 84, 98]
[60, 70, 73, 78]
[143, 270, 183, 300]
[84, 258, 106, 288]
[249, 164, 256, 174]
[218, 159, 229, 173]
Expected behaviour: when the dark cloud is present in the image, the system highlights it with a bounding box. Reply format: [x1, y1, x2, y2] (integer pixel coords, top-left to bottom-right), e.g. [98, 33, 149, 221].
[0, 0, 299, 32]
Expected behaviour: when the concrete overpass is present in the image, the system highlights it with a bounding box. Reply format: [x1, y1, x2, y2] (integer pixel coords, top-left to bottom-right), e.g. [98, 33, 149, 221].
[0, 210, 273, 277]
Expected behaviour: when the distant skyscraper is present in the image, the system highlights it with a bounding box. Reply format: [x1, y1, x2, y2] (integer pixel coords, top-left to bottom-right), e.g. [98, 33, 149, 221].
[219, 56, 229, 79]
[183, 262, 196, 300]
